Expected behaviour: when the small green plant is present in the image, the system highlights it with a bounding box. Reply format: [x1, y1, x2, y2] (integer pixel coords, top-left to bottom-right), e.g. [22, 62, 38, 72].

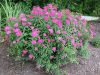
[0, 0, 21, 22]
[91, 35, 100, 48]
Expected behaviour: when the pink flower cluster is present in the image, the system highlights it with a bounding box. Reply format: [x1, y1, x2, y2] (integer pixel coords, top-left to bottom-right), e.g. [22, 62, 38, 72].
[5, 22, 22, 37]
[22, 50, 34, 59]
[4, 26, 11, 34]
[4, 4, 93, 61]
[13, 28, 22, 36]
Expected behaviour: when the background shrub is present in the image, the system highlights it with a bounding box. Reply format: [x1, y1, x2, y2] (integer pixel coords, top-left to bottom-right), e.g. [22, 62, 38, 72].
[1, 0, 99, 16]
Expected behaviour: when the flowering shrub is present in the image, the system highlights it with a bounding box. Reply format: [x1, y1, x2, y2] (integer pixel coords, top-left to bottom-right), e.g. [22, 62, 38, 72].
[4, 4, 95, 75]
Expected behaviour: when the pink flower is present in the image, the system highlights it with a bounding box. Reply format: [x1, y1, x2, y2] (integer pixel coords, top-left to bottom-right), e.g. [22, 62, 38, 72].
[38, 39, 44, 44]
[31, 40, 36, 44]
[42, 44, 47, 48]
[68, 73, 71, 75]
[80, 39, 83, 43]
[74, 28, 77, 32]
[82, 19, 86, 25]
[43, 33, 47, 37]
[66, 19, 70, 25]
[50, 56, 54, 59]
[62, 40, 66, 45]
[22, 50, 28, 54]
[27, 15, 33, 19]
[37, 36, 40, 39]
[85, 29, 88, 32]
[78, 32, 81, 36]
[30, 26, 34, 30]
[31, 29, 38, 37]
[57, 20, 62, 28]
[51, 39, 55, 42]
[43, 6, 48, 12]
[77, 43, 82, 47]
[44, 16, 49, 21]
[90, 24, 94, 29]
[71, 38, 75, 45]
[71, 39, 77, 48]
[68, 15, 73, 20]
[5, 26, 10, 31]
[50, 10, 56, 16]
[16, 39, 20, 42]
[39, 10, 44, 16]
[56, 30, 60, 34]
[62, 56, 65, 59]
[73, 43, 77, 48]
[21, 17, 27, 21]
[52, 18, 58, 23]
[90, 30, 95, 38]
[13, 28, 20, 33]
[16, 31, 22, 36]
[48, 38, 51, 42]
[22, 22, 27, 26]
[57, 11, 62, 18]
[48, 4, 53, 8]
[19, 13, 25, 18]
[46, 24, 50, 29]
[14, 23, 18, 27]
[19, 13, 27, 21]
[22, 54, 24, 56]
[49, 29, 53, 34]
[66, 9, 71, 15]
[63, 31, 67, 34]
[73, 19, 78, 25]
[37, 6, 41, 11]
[29, 54, 33, 59]
[27, 22, 32, 26]
[76, 16, 81, 20]
[45, 11, 50, 16]
[6, 31, 11, 34]
[13, 41, 16, 44]
[31, 7, 38, 15]
[8, 17, 16, 21]
[52, 47, 56, 52]
[58, 37, 62, 41]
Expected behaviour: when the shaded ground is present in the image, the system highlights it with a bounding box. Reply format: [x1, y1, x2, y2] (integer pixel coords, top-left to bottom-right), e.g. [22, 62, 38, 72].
[0, 22, 100, 75]
[66, 46, 100, 75]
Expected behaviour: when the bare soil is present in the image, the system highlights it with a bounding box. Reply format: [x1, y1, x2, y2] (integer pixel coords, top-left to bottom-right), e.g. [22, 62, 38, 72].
[0, 22, 100, 75]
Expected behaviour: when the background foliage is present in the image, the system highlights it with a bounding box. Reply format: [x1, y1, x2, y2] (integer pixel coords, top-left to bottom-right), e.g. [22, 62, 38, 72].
[0, 0, 99, 16]
[0, 0, 100, 16]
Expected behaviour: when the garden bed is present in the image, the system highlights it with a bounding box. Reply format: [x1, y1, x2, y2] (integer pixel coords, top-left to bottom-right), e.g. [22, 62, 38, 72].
[0, 22, 100, 75]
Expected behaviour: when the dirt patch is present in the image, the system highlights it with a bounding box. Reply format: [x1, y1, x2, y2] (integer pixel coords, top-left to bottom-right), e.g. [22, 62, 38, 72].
[66, 46, 100, 75]
[0, 44, 48, 75]
[0, 22, 100, 75]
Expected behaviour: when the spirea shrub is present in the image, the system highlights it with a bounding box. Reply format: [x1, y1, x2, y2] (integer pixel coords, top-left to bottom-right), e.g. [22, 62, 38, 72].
[4, 4, 95, 75]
